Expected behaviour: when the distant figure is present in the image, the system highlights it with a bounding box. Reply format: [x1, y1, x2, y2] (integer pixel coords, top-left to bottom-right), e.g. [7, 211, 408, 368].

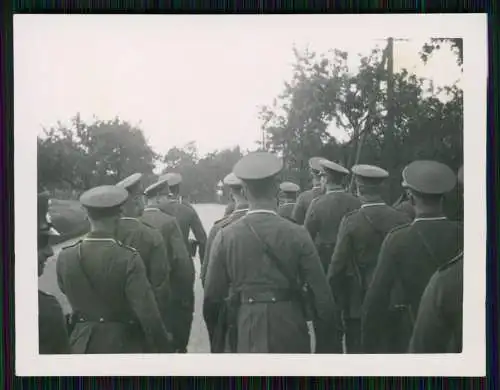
[292, 157, 324, 225]
[160, 173, 207, 263]
[56, 186, 173, 354]
[327, 164, 410, 353]
[38, 192, 70, 354]
[203, 152, 342, 353]
[362, 161, 463, 353]
[409, 165, 464, 353]
[143, 177, 195, 353]
[277, 181, 300, 222]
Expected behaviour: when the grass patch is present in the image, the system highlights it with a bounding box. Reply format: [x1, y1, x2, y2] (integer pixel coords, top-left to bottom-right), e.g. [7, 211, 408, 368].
[48, 199, 90, 245]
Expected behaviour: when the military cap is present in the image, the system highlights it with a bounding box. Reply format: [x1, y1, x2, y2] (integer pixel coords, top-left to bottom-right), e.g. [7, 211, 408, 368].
[401, 165, 410, 188]
[79, 185, 129, 210]
[403, 160, 456, 195]
[457, 166, 463, 185]
[144, 176, 169, 198]
[280, 181, 300, 193]
[233, 152, 283, 181]
[352, 164, 389, 179]
[223, 172, 243, 187]
[309, 157, 324, 172]
[116, 173, 143, 194]
[164, 172, 182, 186]
[38, 192, 60, 236]
[319, 159, 350, 175]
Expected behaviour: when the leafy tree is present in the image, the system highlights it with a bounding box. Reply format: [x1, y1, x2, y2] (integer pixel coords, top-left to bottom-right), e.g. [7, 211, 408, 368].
[420, 38, 463, 68]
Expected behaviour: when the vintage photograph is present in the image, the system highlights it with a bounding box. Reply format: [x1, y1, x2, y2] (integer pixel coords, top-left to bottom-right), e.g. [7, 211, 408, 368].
[15, 14, 486, 376]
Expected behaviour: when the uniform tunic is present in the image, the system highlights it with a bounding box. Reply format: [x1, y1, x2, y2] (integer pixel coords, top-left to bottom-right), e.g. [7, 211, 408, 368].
[361, 216, 463, 353]
[204, 211, 341, 353]
[38, 290, 70, 354]
[115, 218, 171, 315]
[224, 202, 235, 217]
[56, 232, 171, 354]
[278, 202, 296, 221]
[409, 253, 463, 353]
[304, 187, 361, 271]
[292, 186, 323, 225]
[327, 201, 411, 352]
[160, 197, 207, 261]
[140, 207, 194, 352]
[201, 206, 249, 286]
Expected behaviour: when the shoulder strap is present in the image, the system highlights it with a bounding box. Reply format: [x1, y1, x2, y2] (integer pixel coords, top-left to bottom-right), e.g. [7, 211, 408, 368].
[359, 209, 386, 239]
[414, 227, 440, 267]
[241, 218, 300, 292]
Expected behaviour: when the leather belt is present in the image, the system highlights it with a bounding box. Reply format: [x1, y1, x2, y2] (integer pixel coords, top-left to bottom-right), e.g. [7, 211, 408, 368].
[75, 313, 137, 325]
[240, 290, 296, 304]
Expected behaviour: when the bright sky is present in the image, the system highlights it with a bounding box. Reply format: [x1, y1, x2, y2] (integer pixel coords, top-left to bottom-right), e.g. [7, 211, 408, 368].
[15, 15, 462, 164]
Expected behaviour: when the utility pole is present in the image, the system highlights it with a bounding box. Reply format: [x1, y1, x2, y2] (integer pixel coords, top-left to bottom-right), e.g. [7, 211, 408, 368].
[385, 37, 395, 202]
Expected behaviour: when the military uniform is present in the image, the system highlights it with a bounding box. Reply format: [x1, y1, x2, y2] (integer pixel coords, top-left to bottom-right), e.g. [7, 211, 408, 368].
[56, 186, 172, 354]
[224, 201, 236, 217]
[277, 181, 300, 222]
[304, 160, 361, 272]
[204, 152, 342, 353]
[408, 252, 463, 353]
[160, 173, 207, 262]
[38, 192, 70, 354]
[362, 161, 463, 353]
[408, 165, 464, 353]
[292, 157, 325, 225]
[143, 178, 195, 353]
[327, 165, 411, 353]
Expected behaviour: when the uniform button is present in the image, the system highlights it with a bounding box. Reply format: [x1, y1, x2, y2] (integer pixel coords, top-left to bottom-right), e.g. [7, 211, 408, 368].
[271, 298, 276, 302]
[99, 318, 104, 323]
[249, 298, 254, 303]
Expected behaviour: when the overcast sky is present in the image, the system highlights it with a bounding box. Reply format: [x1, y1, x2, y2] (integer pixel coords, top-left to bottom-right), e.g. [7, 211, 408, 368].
[15, 15, 462, 163]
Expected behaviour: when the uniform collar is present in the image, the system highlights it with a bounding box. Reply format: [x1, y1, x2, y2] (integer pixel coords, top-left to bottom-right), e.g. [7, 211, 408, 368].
[143, 207, 161, 212]
[361, 202, 386, 208]
[280, 202, 296, 207]
[247, 209, 278, 216]
[85, 231, 116, 240]
[412, 215, 448, 224]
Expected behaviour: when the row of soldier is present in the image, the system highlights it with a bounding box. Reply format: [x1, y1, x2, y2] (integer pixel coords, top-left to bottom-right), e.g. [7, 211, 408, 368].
[38, 152, 463, 354]
[201, 154, 463, 354]
[38, 172, 208, 354]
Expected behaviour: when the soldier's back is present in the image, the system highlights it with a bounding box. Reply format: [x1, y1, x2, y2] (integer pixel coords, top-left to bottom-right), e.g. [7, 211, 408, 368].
[292, 187, 322, 224]
[278, 203, 295, 221]
[160, 199, 194, 241]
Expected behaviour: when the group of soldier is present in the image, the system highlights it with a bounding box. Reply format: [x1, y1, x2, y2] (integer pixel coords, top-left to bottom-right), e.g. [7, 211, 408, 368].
[38, 151, 464, 355]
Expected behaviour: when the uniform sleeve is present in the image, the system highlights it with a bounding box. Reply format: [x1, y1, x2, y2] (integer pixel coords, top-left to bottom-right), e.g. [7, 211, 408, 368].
[304, 200, 319, 240]
[327, 216, 353, 308]
[408, 272, 448, 353]
[125, 252, 172, 353]
[190, 210, 207, 260]
[204, 230, 229, 302]
[56, 251, 66, 295]
[361, 232, 399, 352]
[201, 225, 219, 286]
[39, 296, 71, 354]
[167, 220, 194, 286]
[292, 195, 306, 225]
[147, 232, 171, 309]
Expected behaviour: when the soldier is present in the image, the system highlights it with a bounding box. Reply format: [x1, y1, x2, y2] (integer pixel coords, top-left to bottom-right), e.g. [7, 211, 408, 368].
[277, 181, 300, 221]
[327, 164, 411, 353]
[56, 185, 173, 354]
[408, 165, 464, 353]
[304, 159, 361, 272]
[38, 192, 70, 354]
[201, 172, 249, 287]
[292, 157, 325, 225]
[115, 173, 172, 329]
[393, 165, 416, 220]
[203, 152, 342, 353]
[361, 161, 463, 353]
[224, 195, 236, 217]
[160, 172, 207, 264]
[142, 177, 195, 353]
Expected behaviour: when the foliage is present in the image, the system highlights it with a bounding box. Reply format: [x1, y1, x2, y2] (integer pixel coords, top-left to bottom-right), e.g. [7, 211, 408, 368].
[420, 38, 463, 68]
[38, 114, 158, 196]
[260, 42, 463, 204]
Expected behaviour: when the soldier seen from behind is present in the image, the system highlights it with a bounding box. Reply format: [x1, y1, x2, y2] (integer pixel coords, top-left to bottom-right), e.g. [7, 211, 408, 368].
[277, 181, 300, 222]
[160, 172, 207, 264]
[115, 173, 172, 336]
[409, 165, 464, 353]
[38, 192, 70, 354]
[142, 177, 195, 353]
[393, 165, 416, 220]
[327, 164, 411, 353]
[292, 157, 325, 225]
[203, 152, 342, 353]
[56, 185, 173, 354]
[361, 161, 463, 353]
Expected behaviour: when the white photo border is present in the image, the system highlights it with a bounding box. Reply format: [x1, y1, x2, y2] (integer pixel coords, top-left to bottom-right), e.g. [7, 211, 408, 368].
[14, 13, 487, 376]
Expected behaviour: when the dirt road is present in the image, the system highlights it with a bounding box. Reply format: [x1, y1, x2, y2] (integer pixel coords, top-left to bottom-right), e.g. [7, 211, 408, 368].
[38, 203, 225, 353]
